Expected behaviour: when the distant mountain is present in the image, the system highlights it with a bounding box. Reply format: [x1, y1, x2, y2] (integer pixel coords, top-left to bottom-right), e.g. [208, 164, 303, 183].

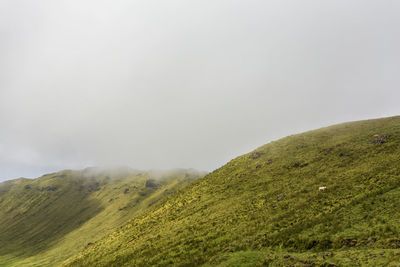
[0, 167, 206, 266]
[64, 116, 400, 266]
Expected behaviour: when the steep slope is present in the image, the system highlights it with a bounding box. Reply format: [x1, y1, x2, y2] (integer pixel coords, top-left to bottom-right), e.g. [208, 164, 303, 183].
[65, 116, 400, 266]
[0, 167, 205, 266]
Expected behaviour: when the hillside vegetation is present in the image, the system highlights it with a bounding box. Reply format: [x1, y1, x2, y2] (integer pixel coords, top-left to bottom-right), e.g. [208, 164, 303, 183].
[64, 116, 400, 266]
[0, 167, 205, 266]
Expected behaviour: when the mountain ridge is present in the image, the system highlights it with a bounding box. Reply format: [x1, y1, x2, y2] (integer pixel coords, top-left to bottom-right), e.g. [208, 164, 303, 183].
[0, 168, 206, 266]
[64, 115, 400, 266]
[1, 116, 400, 266]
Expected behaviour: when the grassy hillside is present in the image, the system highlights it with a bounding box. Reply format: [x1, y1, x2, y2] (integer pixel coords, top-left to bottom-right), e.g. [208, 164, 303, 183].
[0, 167, 205, 266]
[64, 116, 400, 266]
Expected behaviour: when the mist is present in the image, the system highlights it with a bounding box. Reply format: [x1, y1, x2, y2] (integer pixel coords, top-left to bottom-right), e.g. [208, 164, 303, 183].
[1, 0, 399, 181]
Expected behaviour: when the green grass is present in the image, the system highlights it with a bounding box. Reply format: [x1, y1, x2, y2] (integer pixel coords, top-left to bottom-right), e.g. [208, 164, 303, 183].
[209, 249, 400, 266]
[62, 116, 400, 266]
[0, 168, 205, 266]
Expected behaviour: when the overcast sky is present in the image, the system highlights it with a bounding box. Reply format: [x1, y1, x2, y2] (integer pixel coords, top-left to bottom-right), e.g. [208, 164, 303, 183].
[0, 0, 399, 181]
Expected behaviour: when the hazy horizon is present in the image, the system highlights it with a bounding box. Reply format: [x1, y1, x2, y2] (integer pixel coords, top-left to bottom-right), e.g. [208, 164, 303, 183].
[1, 0, 400, 181]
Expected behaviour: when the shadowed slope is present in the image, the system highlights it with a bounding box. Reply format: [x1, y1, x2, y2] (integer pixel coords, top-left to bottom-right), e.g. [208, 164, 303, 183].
[64, 116, 400, 266]
[0, 171, 104, 258]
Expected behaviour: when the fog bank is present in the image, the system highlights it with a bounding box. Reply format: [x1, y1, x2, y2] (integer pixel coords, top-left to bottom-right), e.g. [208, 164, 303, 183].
[1, 0, 399, 180]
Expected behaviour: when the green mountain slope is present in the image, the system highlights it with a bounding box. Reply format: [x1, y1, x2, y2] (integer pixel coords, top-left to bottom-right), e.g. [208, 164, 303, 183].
[0, 168, 205, 266]
[64, 116, 400, 266]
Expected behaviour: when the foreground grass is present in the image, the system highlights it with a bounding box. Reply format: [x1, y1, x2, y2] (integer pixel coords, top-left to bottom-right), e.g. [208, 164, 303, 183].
[210, 249, 400, 266]
[64, 116, 400, 266]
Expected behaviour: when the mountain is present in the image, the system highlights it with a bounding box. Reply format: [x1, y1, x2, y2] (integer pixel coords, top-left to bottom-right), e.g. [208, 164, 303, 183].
[63, 116, 400, 266]
[0, 167, 206, 266]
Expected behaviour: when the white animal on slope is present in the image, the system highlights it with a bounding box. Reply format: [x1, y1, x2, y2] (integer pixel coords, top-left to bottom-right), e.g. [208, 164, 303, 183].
[319, 186, 327, 191]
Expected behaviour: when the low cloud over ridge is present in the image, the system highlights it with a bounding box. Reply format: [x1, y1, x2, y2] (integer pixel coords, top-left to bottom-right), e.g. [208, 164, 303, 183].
[1, 0, 399, 180]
